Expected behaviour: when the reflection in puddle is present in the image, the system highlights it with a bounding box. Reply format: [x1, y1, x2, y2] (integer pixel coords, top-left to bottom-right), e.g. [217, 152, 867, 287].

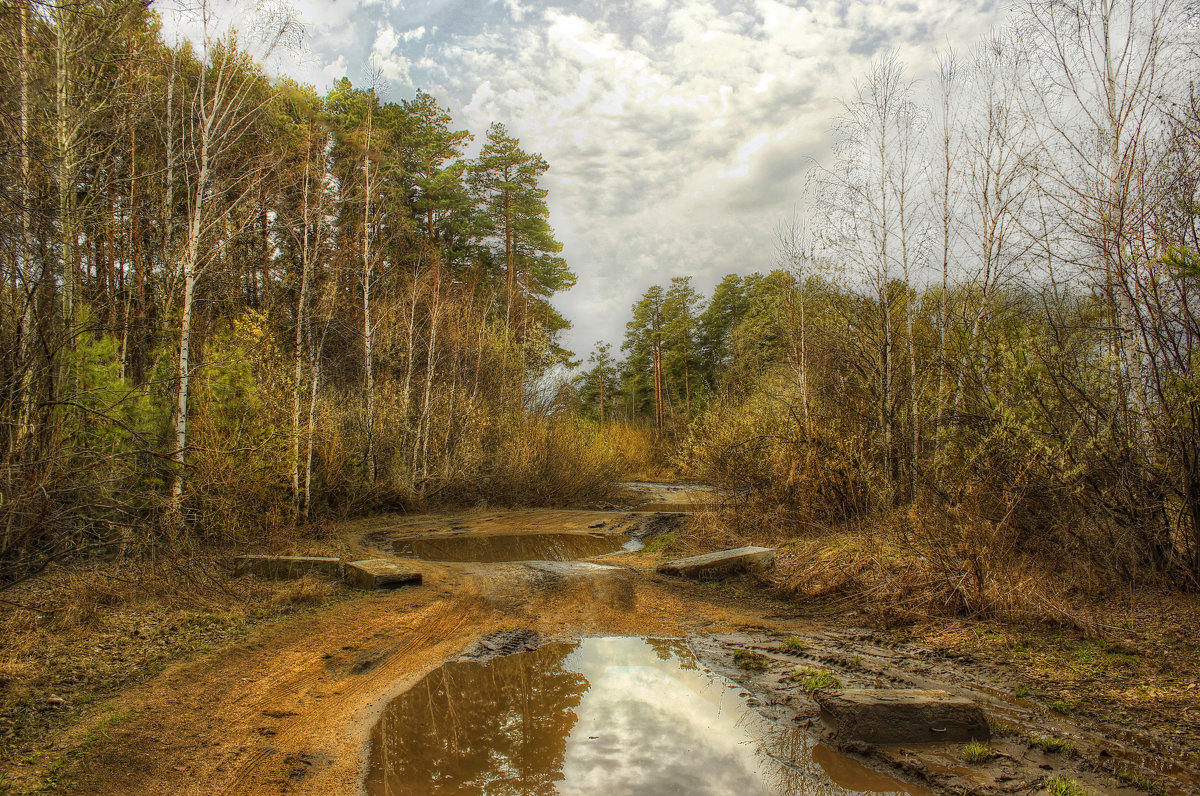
[365, 637, 925, 795]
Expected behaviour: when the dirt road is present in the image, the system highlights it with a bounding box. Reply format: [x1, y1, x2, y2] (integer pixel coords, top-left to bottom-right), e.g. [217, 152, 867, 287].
[68, 542, 767, 794]
[32, 487, 1200, 795]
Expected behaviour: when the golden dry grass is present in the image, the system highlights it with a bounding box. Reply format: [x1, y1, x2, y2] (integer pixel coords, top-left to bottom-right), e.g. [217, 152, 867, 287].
[685, 502, 1104, 632]
[0, 551, 358, 764]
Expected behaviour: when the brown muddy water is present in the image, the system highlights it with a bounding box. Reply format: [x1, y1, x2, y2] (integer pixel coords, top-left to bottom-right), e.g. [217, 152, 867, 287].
[364, 636, 926, 795]
[391, 531, 640, 562]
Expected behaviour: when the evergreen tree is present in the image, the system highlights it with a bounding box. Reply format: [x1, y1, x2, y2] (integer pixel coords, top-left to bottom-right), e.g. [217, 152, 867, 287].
[622, 285, 667, 432]
[662, 276, 703, 418]
[575, 342, 618, 423]
[471, 122, 574, 341]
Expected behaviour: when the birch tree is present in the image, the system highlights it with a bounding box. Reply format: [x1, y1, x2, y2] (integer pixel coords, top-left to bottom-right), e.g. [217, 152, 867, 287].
[1019, 0, 1185, 434]
[816, 52, 917, 495]
[169, 2, 299, 503]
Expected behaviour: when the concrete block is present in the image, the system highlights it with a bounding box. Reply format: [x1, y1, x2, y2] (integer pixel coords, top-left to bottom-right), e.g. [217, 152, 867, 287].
[815, 689, 991, 744]
[656, 546, 776, 580]
[346, 558, 423, 590]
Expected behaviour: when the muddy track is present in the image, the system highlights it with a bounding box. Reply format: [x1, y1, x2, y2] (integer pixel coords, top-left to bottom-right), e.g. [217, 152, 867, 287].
[45, 489, 1200, 795]
[65, 501, 759, 795]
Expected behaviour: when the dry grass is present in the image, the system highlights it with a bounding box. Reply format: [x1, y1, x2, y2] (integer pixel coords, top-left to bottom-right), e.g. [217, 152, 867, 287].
[0, 549, 358, 764]
[686, 502, 1106, 632]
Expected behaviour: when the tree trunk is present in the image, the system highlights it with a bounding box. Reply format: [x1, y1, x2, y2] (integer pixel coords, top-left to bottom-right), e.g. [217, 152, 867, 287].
[361, 101, 377, 487]
[55, 9, 77, 324]
[15, 0, 38, 454]
[291, 132, 314, 518]
[416, 251, 442, 496]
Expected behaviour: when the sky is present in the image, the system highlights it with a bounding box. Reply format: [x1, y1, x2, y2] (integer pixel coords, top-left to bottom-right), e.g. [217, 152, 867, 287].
[161, 0, 1009, 360]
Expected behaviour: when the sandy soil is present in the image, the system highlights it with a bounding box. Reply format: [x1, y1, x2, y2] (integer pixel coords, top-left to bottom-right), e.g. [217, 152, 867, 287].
[50, 506, 764, 796]
[5, 486, 1198, 795]
[64, 573, 764, 795]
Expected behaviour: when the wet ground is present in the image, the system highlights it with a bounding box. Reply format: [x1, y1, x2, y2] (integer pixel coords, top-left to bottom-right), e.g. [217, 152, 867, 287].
[388, 531, 640, 562]
[365, 635, 925, 796]
[33, 482, 1200, 795]
[691, 629, 1200, 795]
[622, 480, 723, 513]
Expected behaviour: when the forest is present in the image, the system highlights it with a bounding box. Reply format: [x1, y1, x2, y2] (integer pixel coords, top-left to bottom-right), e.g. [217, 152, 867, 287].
[2, 0, 1200, 793]
[578, 4, 1200, 611]
[0, 0, 644, 589]
[2, 0, 1200, 608]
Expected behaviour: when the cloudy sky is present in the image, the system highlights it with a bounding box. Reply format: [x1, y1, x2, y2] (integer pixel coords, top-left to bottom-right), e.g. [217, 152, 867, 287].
[163, 0, 1008, 359]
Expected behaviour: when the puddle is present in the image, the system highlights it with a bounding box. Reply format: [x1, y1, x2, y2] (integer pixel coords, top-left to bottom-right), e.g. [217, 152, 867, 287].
[391, 532, 630, 562]
[365, 636, 927, 795]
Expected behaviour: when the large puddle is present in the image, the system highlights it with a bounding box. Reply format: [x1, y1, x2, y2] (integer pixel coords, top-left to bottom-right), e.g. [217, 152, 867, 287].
[365, 636, 927, 795]
[391, 532, 637, 563]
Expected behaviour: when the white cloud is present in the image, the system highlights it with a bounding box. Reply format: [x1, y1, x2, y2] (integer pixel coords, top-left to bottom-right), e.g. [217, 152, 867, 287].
[370, 24, 413, 85]
[160, 0, 1010, 357]
[320, 54, 349, 85]
[504, 0, 528, 22]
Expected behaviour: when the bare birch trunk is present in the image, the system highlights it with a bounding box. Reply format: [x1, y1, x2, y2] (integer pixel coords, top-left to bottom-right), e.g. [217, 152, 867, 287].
[15, 0, 37, 454]
[172, 124, 209, 502]
[291, 132, 314, 518]
[361, 100, 377, 487]
[416, 254, 443, 496]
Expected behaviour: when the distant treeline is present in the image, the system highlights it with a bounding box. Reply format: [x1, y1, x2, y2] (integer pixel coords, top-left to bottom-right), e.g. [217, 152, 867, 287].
[578, 0, 1200, 590]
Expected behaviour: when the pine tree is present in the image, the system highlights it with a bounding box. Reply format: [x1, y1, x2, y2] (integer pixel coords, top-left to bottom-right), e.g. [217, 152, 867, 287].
[471, 123, 573, 340]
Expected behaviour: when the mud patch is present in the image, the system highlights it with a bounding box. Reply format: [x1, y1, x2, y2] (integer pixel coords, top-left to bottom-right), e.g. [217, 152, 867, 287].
[694, 628, 1200, 795]
[391, 531, 629, 562]
[365, 636, 926, 795]
[460, 628, 541, 660]
[620, 481, 721, 513]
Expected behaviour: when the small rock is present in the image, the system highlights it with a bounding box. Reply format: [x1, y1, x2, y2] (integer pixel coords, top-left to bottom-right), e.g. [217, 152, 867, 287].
[46, 696, 64, 707]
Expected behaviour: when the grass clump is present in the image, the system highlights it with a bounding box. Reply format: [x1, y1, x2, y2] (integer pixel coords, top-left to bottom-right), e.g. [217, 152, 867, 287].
[776, 636, 807, 653]
[1114, 764, 1169, 795]
[786, 667, 842, 694]
[1032, 734, 1075, 754]
[1050, 695, 1081, 715]
[802, 669, 841, 693]
[639, 532, 678, 555]
[733, 650, 771, 671]
[962, 740, 991, 763]
[1044, 775, 1088, 795]
[988, 718, 1026, 737]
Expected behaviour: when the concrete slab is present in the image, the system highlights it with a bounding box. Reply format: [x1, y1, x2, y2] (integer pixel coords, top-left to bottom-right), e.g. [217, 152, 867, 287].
[814, 689, 991, 744]
[234, 555, 344, 580]
[656, 546, 776, 580]
[345, 559, 423, 590]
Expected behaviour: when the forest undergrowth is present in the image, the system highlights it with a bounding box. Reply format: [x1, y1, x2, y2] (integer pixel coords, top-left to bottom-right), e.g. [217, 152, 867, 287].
[676, 493, 1200, 751]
